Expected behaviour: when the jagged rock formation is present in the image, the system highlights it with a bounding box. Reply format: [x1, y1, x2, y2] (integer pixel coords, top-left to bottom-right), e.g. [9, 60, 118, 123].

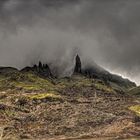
[0, 55, 136, 90]
[74, 55, 82, 73]
[21, 61, 52, 78]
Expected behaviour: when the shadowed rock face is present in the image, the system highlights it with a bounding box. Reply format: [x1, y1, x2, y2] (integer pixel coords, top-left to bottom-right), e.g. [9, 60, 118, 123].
[74, 55, 82, 74]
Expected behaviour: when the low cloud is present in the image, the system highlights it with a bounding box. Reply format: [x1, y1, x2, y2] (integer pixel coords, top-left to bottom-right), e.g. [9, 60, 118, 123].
[0, 0, 140, 84]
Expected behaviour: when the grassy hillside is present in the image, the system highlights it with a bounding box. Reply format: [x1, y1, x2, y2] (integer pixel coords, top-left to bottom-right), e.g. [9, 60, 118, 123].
[0, 68, 139, 140]
[127, 86, 140, 97]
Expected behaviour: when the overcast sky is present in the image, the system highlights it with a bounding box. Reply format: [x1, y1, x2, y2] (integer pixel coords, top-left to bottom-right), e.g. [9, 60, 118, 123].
[0, 0, 140, 84]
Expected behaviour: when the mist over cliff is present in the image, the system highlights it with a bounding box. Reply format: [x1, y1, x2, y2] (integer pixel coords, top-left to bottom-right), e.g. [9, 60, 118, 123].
[0, 0, 140, 84]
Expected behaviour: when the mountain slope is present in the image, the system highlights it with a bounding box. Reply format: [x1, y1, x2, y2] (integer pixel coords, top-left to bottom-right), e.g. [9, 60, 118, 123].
[0, 55, 136, 92]
[127, 86, 140, 97]
[0, 72, 139, 139]
[0, 56, 139, 139]
[83, 65, 136, 91]
[74, 55, 136, 91]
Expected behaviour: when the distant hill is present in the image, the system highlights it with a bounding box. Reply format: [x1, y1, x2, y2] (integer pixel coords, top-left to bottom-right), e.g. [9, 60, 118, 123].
[0, 67, 18, 74]
[83, 65, 136, 91]
[74, 55, 136, 91]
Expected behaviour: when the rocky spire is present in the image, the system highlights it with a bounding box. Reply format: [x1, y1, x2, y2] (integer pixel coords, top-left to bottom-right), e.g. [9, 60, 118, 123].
[74, 54, 82, 73]
[21, 61, 53, 78]
[38, 61, 43, 69]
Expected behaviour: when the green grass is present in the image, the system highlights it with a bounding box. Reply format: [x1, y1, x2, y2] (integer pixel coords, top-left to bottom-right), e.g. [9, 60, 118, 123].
[94, 83, 114, 93]
[129, 105, 140, 116]
[27, 92, 62, 101]
[0, 72, 116, 95]
[55, 75, 115, 93]
[127, 86, 140, 96]
[0, 72, 57, 92]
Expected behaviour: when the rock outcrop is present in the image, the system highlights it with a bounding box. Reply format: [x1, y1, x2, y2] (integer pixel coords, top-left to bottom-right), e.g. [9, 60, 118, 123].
[74, 55, 82, 74]
[72, 54, 136, 90]
[0, 55, 136, 90]
[21, 62, 52, 78]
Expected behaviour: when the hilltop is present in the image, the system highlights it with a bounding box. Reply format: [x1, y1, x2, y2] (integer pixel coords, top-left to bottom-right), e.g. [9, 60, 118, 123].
[0, 55, 136, 91]
[0, 55, 139, 140]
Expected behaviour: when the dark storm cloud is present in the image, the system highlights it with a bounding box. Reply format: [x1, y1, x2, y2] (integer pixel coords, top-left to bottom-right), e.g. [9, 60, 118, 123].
[0, 0, 140, 83]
